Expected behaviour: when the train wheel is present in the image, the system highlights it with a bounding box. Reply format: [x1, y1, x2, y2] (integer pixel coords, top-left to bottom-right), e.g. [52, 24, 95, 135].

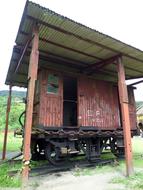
[31, 141, 45, 160]
[45, 143, 66, 165]
[116, 147, 125, 158]
[110, 138, 118, 156]
[110, 138, 125, 158]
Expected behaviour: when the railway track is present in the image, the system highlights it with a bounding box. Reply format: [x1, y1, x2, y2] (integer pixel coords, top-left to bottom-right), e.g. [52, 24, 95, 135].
[30, 156, 116, 176]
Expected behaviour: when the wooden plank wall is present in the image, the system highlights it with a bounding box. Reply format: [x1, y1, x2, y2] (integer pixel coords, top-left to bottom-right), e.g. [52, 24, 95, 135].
[38, 69, 63, 127]
[32, 69, 136, 129]
[128, 87, 137, 130]
[78, 76, 120, 129]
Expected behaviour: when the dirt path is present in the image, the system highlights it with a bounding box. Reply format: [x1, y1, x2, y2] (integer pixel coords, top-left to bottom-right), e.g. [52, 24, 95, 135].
[29, 170, 125, 190]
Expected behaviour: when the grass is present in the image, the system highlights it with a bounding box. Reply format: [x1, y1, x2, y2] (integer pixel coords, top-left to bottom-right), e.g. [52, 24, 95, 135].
[0, 131, 22, 152]
[109, 136, 143, 190]
[0, 132, 22, 188]
[111, 172, 143, 190]
[0, 161, 22, 188]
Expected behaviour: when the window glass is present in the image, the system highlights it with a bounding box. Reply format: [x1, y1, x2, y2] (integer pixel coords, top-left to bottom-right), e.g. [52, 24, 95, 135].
[47, 74, 59, 94]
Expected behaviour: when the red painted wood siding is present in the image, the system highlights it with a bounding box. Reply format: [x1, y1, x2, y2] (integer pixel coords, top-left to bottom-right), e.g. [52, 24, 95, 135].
[128, 87, 137, 130]
[78, 77, 120, 129]
[33, 70, 136, 130]
[39, 70, 63, 127]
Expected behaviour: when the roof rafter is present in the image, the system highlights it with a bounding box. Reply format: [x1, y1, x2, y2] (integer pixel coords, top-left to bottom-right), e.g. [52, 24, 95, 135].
[19, 31, 143, 75]
[82, 54, 121, 74]
[20, 31, 102, 61]
[14, 35, 33, 73]
[129, 80, 143, 86]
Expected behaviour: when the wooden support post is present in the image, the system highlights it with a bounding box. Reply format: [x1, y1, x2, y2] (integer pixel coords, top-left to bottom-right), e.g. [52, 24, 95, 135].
[22, 25, 39, 184]
[2, 85, 12, 160]
[117, 57, 133, 176]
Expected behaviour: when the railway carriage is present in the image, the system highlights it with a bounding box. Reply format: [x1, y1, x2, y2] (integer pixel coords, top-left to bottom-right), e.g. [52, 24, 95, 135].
[5, 1, 141, 166]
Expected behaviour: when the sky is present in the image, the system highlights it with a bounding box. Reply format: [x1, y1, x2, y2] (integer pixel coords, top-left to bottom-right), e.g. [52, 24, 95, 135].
[0, 0, 143, 101]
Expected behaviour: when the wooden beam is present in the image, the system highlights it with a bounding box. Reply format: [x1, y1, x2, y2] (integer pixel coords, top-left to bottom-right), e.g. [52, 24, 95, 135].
[16, 35, 143, 75]
[82, 54, 121, 72]
[2, 85, 12, 160]
[127, 75, 143, 80]
[117, 57, 133, 176]
[20, 31, 102, 61]
[21, 25, 39, 185]
[14, 44, 89, 67]
[14, 36, 33, 73]
[129, 79, 143, 86]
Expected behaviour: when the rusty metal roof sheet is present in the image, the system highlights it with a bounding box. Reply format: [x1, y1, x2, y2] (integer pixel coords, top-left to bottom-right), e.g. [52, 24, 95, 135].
[5, 1, 143, 87]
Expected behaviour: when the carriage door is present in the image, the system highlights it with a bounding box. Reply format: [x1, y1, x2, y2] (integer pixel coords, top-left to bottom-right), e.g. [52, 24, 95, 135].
[63, 76, 77, 126]
[78, 76, 95, 127]
[40, 71, 63, 127]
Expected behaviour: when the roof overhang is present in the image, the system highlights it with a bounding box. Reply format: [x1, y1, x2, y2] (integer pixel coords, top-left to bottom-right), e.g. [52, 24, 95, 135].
[5, 1, 143, 87]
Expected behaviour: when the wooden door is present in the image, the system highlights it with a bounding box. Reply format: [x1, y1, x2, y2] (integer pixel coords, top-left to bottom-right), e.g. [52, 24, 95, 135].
[78, 76, 120, 129]
[39, 70, 63, 127]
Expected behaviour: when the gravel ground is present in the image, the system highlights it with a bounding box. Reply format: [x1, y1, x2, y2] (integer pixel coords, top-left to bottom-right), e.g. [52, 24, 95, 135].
[28, 170, 126, 190]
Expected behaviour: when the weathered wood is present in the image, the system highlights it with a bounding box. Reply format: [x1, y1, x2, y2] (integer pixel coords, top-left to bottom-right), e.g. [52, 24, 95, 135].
[2, 85, 12, 160]
[129, 79, 143, 86]
[38, 70, 63, 127]
[15, 36, 33, 73]
[117, 57, 133, 176]
[21, 25, 39, 184]
[78, 76, 120, 128]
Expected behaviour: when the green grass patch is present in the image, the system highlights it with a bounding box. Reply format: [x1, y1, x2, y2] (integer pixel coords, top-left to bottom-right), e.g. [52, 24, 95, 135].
[132, 136, 143, 154]
[0, 132, 22, 151]
[0, 161, 22, 188]
[111, 172, 143, 190]
[31, 160, 48, 168]
[109, 137, 143, 189]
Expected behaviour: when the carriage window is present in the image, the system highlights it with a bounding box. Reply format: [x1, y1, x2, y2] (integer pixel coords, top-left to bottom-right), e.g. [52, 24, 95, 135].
[47, 74, 59, 94]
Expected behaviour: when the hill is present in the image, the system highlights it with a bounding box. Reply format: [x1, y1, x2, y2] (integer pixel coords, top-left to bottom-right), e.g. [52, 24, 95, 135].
[0, 90, 26, 98]
[0, 90, 26, 131]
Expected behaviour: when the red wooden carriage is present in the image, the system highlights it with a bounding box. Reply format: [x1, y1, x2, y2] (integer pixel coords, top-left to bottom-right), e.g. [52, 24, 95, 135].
[4, 1, 143, 178]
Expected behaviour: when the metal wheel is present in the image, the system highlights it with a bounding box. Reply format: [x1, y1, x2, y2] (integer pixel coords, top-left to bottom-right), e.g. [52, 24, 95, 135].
[31, 141, 45, 160]
[45, 143, 66, 165]
[110, 138, 124, 158]
[110, 138, 118, 155]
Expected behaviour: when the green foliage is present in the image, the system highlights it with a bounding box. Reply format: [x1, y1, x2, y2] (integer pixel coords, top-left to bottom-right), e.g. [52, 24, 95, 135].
[0, 91, 25, 131]
[0, 161, 22, 188]
[0, 132, 22, 151]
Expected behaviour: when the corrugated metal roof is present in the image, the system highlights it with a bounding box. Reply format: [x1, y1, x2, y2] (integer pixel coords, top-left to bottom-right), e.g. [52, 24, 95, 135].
[5, 0, 143, 87]
[137, 105, 143, 115]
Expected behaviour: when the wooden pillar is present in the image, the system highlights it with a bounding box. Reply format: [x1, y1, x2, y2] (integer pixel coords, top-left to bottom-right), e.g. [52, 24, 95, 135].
[2, 85, 12, 160]
[22, 25, 39, 183]
[117, 57, 133, 176]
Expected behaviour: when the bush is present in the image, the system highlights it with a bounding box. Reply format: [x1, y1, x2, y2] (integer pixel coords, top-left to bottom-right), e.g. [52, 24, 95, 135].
[0, 95, 25, 131]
